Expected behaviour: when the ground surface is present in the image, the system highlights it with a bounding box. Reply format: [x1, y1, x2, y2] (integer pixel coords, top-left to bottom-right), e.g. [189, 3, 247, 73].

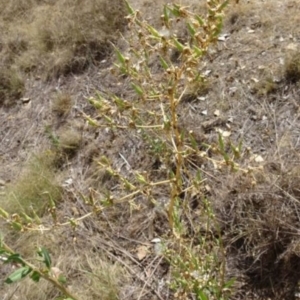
[1, 0, 300, 299]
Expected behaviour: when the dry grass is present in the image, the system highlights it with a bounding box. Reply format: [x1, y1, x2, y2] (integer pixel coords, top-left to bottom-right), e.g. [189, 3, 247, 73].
[0, 228, 128, 300]
[0, 0, 126, 106]
[1, 154, 62, 217]
[2, 0, 300, 300]
[57, 128, 82, 158]
[0, 67, 25, 107]
[51, 92, 73, 117]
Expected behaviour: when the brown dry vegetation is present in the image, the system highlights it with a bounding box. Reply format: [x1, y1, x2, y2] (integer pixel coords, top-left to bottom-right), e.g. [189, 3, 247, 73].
[0, 0, 125, 106]
[1, 0, 300, 300]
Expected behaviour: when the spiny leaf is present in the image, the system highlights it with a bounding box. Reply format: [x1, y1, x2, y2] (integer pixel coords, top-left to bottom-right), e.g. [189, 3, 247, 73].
[124, 0, 135, 15]
[88, 97, 102, 109]
[193, 45, 204, 58]
[113, 95, 131, 111]
[159, 56, 169, 70]
[195, 15, 204, 26]
[217, 0, 229, 13]
[163, 5, 170, 27]
[146, 24, 161, 38]
[168, 4, 180, 17]
[218, 132, 229, 162]
[11, 221, 22, 231]
[20, 212, 33, 224]
[123, 179, 135, 191]
[0, 207, 9, 219]
[131, 83, 144, 96]
[85, 116, 99, 127]
[187, 22, 196, 36]
[188, 132, 198, 150]
[231, 144, 240, 159]
[136, 173, 148, 184]
[103, 115, 113, 124]
[113, 46, 126, 67]
[173, 38, 184, 52]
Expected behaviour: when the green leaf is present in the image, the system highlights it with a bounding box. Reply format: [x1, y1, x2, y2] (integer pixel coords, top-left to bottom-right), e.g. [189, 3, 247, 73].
[197, 290, 208, 300]
[88, 97, 102, 109]
[187, 22, 196, 36]
[123, 179, 135, 191]
[238, 140, 243, 153]
[0, 207, 9, 219]
[195, 15, 204, 26]
[193, 45, 204, 58]
[20, 212, 33, 223]
[4, 253, 24, 265]
[124, 0, 135, 15]
[188, 132, 198, 150]
[168, 5, 180, 17]
[5, 266, 32, 284]
[136, 173, 147, 184]
[173, 38, 184, 52]
[113, 46, 126, 67]
[218, 133, 229, 162]
[131, 83, 144, 96]
[103, 115, 113, 124]
[224, 277, 235, 289]
[231, 144, 240, 159]
[196, 170, 202, 182]
[11, 221, 23, 231]
[159, 56, 169, 70]
[38, 247, 52, 269]
[217, 0, 229, 13]
[163, 5, 170, 26]
[146, 24, 161, 38]
[30, 271, 41, 282]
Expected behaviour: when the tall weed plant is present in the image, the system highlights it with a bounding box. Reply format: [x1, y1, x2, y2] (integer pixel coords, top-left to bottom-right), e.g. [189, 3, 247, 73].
[85, 1, 237, 299]
[0, 1, 247, 299]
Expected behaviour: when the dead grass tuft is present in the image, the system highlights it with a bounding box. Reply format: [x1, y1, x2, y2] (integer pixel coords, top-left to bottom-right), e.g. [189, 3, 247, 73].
[0, 0, 126, 98]
[80, 254, 126, 300]
[219, 156, 300, 299]
[251, 76, 278, 96]
[51, 92, 73, 117]
[57, 128, 82, 158]
[1, 154, 62, 217]
[0, 228, 128, 300]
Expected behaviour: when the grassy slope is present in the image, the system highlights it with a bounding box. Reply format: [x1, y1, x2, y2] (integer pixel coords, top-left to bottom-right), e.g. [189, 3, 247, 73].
[1, 0, 300, 299]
